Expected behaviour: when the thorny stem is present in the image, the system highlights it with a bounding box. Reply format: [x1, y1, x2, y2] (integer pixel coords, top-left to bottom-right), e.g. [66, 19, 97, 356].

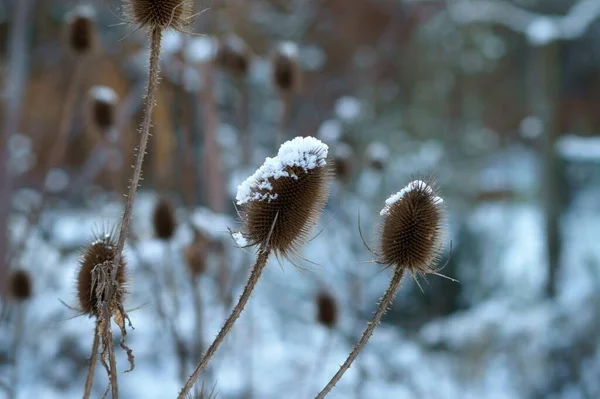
[104, 308, 119, 399]
[178, 249, 271, 398]
[315, 268, 405, 399]
[191, 276, 204, 364]
[111, 27, 163, 288]
[83, 322, 100, 399]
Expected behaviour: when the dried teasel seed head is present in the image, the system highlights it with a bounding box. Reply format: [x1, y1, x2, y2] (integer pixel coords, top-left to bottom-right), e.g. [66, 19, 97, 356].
[7, 269, 33, 301]
[378, 180, 445, 275]
[88, 86, 118, 133]
[65, 5, 97, 55]
[216, 35, 251, 77]
[125, 0, 194, 32]
[316, 291, 337, 329]
[236, 136, 331, 259]
[271, 41, 301, 93]
[185, 230, 209, 277]
[153, 198, 177, 241]
[77, 233, 127, 316]
[365, 142, 390, 172]
[332, 142, 354, 183]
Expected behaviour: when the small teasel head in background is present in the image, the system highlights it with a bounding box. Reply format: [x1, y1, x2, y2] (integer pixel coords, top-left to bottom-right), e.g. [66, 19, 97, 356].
[185, 228, 209, 278]
[88, 86, 119, 140]
[235, 136, 332, 259]
[365, 142, 390, 172]
[7, 269, 33, 302]
[124, 0, 195, 32]
[77, 231, 127, 317]
[332, 142, 354, 184]
[271, 41, 302, 94]
[316, 290, 338, 329]
[377, 180, 445, 277]
[65, 5, 97, 55]
[153, 198, 177, 241]
[216, 34, 251, 78]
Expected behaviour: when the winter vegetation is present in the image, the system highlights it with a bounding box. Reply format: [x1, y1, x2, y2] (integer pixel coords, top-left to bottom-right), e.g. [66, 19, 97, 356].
[1, 1, 600, 398]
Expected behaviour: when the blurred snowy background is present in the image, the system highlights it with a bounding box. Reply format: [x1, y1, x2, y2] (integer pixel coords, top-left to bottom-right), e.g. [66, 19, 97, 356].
[1, 0, 600, 398]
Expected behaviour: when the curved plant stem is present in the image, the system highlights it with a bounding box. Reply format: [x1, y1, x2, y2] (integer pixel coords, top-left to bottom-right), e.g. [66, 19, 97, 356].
[111, 26, 163, 287]
[177, 249, 271, 399]
[315, 268, 405, 399]
[83, 322, 100, 399]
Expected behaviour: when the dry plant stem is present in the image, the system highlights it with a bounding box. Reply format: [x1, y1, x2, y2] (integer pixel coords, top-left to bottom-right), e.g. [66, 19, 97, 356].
[104, 315, 119, 399]
[178, 249, 271, 399]
[0, 0, 33, 286]
[191, 277, 204, 362]
[315, 268, 405, 399]
[83, 323, 101, 399]
[277, 91, 291, 147]
[111, 27, 163, 287]
[303, 330, 335, 399]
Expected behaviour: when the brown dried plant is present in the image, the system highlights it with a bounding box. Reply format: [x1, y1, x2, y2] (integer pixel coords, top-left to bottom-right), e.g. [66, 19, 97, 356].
[178, 137, 332, 398]
[271, 41, 302, 146]
[315, 179, 448, 398]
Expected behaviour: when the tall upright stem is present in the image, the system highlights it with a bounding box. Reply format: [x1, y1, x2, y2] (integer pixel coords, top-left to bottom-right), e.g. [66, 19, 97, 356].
[83, 322, 100, 399]
[315, 268, 404, 399]
[111, 27, 163, 286]
[178, 249, 270, 399]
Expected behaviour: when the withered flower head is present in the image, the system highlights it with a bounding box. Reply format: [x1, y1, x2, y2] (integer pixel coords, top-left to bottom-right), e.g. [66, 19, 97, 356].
[365, 142, 389, 171]
[333, 142, 353, 183]
[89, 86, 118, 133]
[235, 136, 331, 259]
[316, 291, 337, 329]
[185, 230, 209, 277]
[378, 180, 445, 275]
[7, 270, 33, 301]
[153, 198, 177, 240]
[77, 232, 127, 316]
[66, 5, 97, 54]
[271, 41, 301, 93]
[125, 0, 194, 32]
[216, 35, 251, 77]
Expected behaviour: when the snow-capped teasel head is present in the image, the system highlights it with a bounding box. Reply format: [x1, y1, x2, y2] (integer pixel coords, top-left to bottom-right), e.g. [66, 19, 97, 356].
[66, 5, 97, 54]
[377, 179, 446, 276]
[88, 86, 118, 132]
[235, 136, 331, 258]
[366, 142, 390, 171]
[216, 34, 251, 77]
[271, 41, 302, 93]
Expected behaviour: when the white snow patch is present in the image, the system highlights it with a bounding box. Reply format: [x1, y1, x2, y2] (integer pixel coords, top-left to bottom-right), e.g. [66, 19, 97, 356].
[557, 135, 600, 161]
[186, 36, 217, 64]
[278, 41, 299, 58]
[236, 136, 328, 205]
[89, 86, 118, 104]
[526, 17, 558, 46]
[232, 232, 248, 247]
[44, 168, 69, 193]
[66, 4, 95, 21]
[317, 119, 343, 143]
[380, 180, 442, 216]
[366, 141, 390, 162]
[335, 96, 362, 122]
[519, 115, 543, 139]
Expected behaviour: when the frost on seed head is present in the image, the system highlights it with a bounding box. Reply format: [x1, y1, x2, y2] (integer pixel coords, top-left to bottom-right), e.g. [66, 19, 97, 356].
[90, 86, 118, 104]
[236, 137, 329, 205]
[380, 180, 443, 216]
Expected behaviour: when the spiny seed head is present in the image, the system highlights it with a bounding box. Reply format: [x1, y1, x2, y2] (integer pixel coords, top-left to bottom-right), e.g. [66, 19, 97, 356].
[185, 230, 209, 277]
[333, 142, 354, 183]
[235, 137, 331, 259]
[316, 291, 337, 328]
[125, 0, 194, 32]
[66, 5, 97, 55]
[378, 180, 445, 275]
[271, 41, 301, 93]
[7, 270, 32, 301]
[216, 35, 251, 77]
[89, 86, 118, 132]
[153, 198, 177, 240]
[366, 142, 390, 171]
[77, 233, 127, 317]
